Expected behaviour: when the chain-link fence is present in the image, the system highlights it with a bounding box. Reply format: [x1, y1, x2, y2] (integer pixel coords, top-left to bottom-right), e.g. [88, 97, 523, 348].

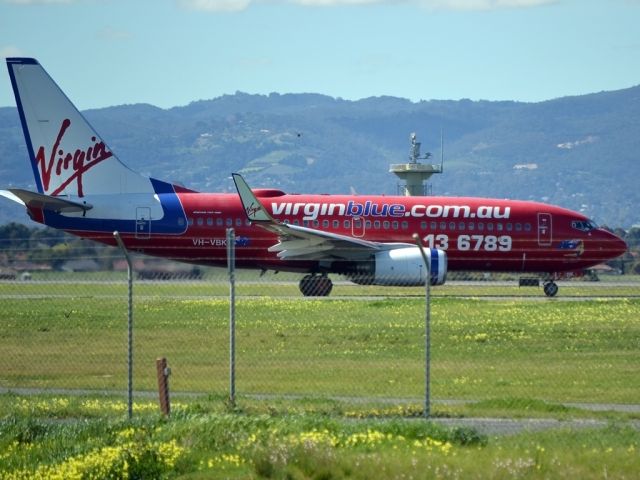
[1, 238, 639, 413]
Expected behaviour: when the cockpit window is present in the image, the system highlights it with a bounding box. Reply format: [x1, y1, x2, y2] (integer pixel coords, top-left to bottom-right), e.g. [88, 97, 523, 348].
[571, 219, 598, 232]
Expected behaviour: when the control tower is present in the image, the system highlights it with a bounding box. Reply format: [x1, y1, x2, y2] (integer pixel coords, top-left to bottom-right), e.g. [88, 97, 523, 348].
[389, 132, 443, 196]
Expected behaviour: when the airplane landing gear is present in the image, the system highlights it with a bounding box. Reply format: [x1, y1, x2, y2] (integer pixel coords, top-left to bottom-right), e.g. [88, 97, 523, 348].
[543, 281, 559, 297]
[299, 274, 333, 297]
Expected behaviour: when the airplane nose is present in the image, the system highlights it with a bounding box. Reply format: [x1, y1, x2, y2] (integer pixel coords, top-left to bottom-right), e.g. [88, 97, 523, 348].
[602, 231, 627, 260]
[611, 235, 628, 258]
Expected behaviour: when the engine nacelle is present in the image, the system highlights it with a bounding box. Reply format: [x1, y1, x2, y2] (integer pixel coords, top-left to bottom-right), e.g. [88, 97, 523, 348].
[348, 247, 447, 286]
[373, 247, 447, 286]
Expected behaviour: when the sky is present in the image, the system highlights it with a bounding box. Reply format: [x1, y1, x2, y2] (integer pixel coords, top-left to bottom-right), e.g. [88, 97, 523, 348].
[0, 0, 639, 110]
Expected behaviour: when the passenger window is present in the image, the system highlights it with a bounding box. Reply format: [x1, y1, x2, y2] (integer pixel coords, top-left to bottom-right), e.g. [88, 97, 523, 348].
[178, 218, 185, 226]
[496, 223, 503, 231]
[344, 220, 351, 228]
[431, 222, 437, 230]
[392, 221, 399, 230]
[449, 222, 456, 231]
[333, 220, 340, 228]
[458, 222, 465, 231]
[525, 223, 532, 232]
[236, 218, 242, 227]
[440, 221, 446, 230]
[506, 223, 513, 232]
[401, 221, 408, 230]
[420, 221, 427, 230]
[366, 220, 372, 228]
[374, 220, 381, 229]
[515, 223, 522, 232]
[207, 218, 213, 226]
[468, 222, 475, 231]
[383, 221, 390, 229]
[322, 220, 329, 228]
[216, 218, 223, 226]
[226, 218, 232, 227]
[487, 223, 494, 231]
[197, 218, 203, 226]
[478, 222, 484, 231]
[188, 218, 194, 226]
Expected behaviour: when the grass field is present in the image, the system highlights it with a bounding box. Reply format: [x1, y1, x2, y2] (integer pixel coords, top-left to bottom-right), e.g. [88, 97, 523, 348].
[1, 280, 639, 404]
[1, 278, 639, 478]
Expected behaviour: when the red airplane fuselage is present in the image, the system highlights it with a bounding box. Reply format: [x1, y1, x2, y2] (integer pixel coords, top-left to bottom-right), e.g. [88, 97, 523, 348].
[63, 190, 625, 279]
[3, 58, 627, 297]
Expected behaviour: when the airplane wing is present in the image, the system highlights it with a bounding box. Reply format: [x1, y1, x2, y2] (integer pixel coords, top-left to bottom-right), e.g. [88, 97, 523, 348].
[0, 188, 93, 213]
[232, 173, 412, 260]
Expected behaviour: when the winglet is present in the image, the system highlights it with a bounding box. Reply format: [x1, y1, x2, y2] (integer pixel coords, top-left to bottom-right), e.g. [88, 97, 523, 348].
[231, 173, 274, 222]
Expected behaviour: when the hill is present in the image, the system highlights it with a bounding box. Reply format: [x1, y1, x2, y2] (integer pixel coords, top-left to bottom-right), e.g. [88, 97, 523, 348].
[1, 86, 639, 227]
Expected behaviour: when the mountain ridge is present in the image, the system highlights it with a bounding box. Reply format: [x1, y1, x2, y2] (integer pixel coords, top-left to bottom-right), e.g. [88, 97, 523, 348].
[1, 85, 638, 227]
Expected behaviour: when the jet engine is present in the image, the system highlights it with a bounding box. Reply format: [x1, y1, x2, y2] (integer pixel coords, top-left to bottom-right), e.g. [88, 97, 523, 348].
[348, 247, 447, 286]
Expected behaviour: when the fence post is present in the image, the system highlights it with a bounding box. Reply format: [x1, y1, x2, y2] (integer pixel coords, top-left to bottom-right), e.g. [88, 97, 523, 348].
[156, 357, 171, 416]
[227, 228, 236, 406]
[113, 231, 134, 420]
[413, 233, 431, 419]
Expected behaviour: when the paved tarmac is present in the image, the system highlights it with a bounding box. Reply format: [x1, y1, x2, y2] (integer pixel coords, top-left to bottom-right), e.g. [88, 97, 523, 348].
[2, 387, 639, 436]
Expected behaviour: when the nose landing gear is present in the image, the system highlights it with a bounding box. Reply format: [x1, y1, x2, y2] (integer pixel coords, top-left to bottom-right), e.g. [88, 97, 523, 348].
[543, 281, 559, 297]
[299, 274, 333, 297]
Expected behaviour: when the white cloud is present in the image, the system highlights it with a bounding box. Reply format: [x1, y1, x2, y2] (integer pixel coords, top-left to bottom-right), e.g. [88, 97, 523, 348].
[426, 0, 557, 10]
[177, 0, 252, 12]
[292, 0, 386, 5]
[177, 0, 557, 12]
[3, 0, 75, 4]
[294, 0, 556, 7]
[1, 46, 26, 58]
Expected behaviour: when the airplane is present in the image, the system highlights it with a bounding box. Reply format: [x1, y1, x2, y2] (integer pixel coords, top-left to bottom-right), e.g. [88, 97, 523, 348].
[1, 58, 627, 297]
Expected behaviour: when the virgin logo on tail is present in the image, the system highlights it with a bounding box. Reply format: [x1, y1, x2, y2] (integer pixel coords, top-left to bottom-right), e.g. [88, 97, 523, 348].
[35, 118, 113, 197]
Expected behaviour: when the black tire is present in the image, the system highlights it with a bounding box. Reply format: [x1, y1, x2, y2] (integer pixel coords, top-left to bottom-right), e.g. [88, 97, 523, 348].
[543, 281, 559, 297]
[315, 275, 333, 297]
[299, 274, 315, 296]
[299, 274, 333, 297]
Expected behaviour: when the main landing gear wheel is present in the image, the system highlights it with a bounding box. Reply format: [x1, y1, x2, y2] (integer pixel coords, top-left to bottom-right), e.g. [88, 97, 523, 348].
[543, 281, 559, 297]
[299, 274, 333, 297]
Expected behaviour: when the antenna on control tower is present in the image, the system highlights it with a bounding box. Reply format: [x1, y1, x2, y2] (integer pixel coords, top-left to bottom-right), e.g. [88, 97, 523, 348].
[389, 132, 444, 196]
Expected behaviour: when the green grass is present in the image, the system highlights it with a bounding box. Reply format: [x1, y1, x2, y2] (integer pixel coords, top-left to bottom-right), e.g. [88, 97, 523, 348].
[2, 279, 640, 477]
[1, 284, 639, 405]
[0, 393, 638, 479]
[2, 272, 639, 477]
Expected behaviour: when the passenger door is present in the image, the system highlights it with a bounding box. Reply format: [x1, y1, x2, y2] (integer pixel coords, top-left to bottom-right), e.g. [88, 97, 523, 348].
[351, 216, 365, 238]
[537, 213, 552, 246]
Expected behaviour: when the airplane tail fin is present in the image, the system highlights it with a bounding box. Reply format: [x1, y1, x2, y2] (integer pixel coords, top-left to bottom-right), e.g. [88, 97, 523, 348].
[6, 58, 152, 198]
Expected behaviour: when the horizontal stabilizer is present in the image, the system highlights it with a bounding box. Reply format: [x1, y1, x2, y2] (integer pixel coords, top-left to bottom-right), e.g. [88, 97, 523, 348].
[0, 188, 93, 213]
